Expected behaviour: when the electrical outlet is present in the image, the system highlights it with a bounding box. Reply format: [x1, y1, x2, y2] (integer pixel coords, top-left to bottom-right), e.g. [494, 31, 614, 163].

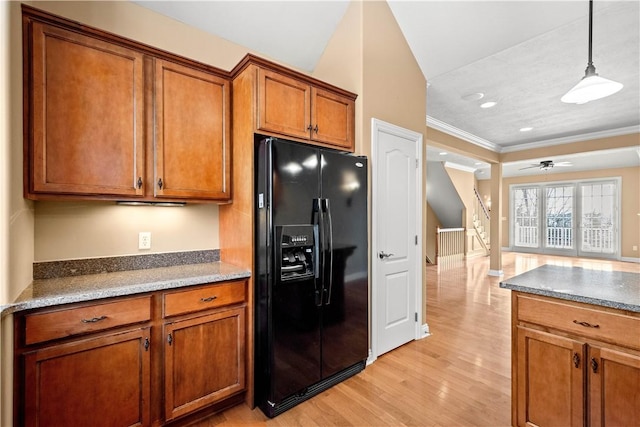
[633, 245, 638, 251]
[139, 232, 151, 250]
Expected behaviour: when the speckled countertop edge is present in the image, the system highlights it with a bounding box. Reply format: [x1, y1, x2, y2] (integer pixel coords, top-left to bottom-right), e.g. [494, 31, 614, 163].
[1, 261, 251, 317]
[499, 264, 640, 313]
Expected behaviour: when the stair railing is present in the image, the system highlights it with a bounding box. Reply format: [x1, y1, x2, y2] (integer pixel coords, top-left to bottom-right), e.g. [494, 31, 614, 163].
[473, 188, 491, 247]
[436, 227, 465, 263]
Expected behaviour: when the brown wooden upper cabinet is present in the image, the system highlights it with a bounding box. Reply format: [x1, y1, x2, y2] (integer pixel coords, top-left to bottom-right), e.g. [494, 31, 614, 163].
[23, 7, 231, 202]
[257, 68, 355, 151]
[27, 21, 146, 199]
[154, 60, 231, 200]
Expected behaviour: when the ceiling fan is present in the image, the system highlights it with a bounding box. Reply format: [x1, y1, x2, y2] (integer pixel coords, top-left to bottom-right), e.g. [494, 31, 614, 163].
[519, 160, 572, 171]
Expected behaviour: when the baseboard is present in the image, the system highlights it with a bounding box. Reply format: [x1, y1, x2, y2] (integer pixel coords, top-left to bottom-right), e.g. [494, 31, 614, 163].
[620, 256, 640, 263]
[488, 269, 504, 276]
[366, 348, 376, 365]
[420, 323, 430, 338]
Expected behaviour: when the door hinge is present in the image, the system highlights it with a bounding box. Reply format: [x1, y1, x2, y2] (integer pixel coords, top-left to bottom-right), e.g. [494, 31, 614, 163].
[415, 159, 419, 169]
[415, 235, 418, 245]
[415, 312, 418, 322]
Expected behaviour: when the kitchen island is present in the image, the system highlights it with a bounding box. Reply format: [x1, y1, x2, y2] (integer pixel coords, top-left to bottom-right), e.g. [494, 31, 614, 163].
[500, 264, 639, 427]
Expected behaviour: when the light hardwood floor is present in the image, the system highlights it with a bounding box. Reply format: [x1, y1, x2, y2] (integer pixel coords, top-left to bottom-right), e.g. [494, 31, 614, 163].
[197, 252, 639, 426]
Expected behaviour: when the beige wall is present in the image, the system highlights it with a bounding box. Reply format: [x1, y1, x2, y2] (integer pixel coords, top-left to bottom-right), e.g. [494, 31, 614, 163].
[313, 1, 363, 153]
[362, 1, 426, 150]
[500, 166, 640, 259]
[362, 0, 428, 320]
[34, 202, 219, 261]
[477, 180, 492, 212]
[5, 1, 34, 306]
[314, 0, 429, 324]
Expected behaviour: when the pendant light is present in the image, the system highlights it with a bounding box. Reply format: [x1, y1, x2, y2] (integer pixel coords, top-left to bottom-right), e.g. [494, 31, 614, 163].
[561, 0, 623, 104]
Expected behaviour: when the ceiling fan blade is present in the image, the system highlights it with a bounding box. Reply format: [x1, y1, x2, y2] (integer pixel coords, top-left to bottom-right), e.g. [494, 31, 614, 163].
[519, 165, 540, 170]
[554, 162, 572, 167]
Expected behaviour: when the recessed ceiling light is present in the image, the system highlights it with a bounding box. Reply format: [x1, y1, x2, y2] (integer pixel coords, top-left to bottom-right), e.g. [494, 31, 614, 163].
[439, 152, 447, 156]
[480, 101, 497, 109]
[474, 162, 483, 166]
[462, 92, 484, 101]
[520, 127, 533, 132]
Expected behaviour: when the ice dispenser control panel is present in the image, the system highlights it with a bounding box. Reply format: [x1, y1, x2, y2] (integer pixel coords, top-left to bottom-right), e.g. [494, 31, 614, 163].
[276, 225, 316, 282]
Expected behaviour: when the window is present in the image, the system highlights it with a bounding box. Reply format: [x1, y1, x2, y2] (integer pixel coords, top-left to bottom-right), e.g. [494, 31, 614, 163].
[510, 179, 619, 258]
[513, 187, 539, 248]
[545, 185, 574, 249]
[579, 182, 616, 255]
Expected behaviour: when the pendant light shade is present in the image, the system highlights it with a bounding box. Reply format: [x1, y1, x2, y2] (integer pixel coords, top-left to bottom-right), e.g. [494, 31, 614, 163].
[561, 0, 623, 104]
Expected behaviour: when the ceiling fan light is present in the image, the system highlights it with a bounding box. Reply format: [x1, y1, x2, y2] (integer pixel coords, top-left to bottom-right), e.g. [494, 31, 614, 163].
[561, 74, 624, 104]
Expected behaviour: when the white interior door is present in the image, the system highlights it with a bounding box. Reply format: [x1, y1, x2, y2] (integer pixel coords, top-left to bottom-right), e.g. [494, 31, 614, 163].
[371, 119, 423, 360]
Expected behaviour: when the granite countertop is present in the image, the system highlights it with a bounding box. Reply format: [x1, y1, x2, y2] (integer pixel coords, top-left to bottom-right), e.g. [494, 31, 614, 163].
[499, 264, 640, 313]
[1, 261, 251, 317]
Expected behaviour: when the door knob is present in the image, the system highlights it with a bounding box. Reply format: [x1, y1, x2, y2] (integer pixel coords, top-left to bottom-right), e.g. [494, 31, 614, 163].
[379, 251, 394, 259]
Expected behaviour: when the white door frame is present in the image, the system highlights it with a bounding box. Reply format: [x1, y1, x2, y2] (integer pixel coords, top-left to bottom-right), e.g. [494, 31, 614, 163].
[370, 118, 424, 364]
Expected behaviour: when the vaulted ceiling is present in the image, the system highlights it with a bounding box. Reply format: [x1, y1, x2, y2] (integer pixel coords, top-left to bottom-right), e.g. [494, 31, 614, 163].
[134, 1, 640, 178]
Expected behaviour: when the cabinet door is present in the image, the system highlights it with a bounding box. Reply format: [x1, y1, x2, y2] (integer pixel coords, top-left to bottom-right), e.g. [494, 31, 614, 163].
[155, 60, 231, 200]
[257, 68, 311, 140]
[516, 326, 585, 427]
[29, 22, 145, 197]
[23, 328, 150, 427]
[589, 346, 640, 427]
[164, 307, 245, 420]
[311, 87, 355, 150]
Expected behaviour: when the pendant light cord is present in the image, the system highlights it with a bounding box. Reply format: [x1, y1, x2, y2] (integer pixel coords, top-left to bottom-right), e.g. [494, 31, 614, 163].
[586, 0, 596, 76]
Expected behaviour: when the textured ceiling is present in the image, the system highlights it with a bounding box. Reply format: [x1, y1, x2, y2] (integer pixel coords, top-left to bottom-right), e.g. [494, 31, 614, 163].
[410, 1, 640, 148]
[133, 0, 640, 178]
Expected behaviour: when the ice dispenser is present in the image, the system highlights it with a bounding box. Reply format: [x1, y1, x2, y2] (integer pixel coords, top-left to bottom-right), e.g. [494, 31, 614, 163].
[276, 225, 316, 282]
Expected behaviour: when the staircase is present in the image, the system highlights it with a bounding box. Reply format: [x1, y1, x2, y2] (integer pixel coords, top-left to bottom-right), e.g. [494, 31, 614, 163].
[473, 188, 490, 255]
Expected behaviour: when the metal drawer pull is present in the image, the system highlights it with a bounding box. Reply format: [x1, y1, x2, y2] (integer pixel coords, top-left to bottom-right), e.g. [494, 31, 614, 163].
[573, 352, 580, 368]
[591, 357, 599, 373]
[81, 315, 107, 323]
[200, 296, 218, 303]
[573, 320, 600, 328]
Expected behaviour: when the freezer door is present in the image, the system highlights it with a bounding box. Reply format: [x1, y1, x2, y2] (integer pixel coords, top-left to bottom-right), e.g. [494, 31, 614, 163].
[320, 150, 369, 378]
[266, 138, 323, 403]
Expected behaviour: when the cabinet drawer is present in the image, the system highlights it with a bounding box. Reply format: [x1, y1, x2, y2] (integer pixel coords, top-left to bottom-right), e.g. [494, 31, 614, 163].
[25, 296, 152, 345]
[517, 294, 640, 350]
[163, 281, 246, 318]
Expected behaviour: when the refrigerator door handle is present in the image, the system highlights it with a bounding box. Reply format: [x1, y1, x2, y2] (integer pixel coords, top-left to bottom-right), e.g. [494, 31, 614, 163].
[313, 198, 325, 307]
[322, 198, 334, 305]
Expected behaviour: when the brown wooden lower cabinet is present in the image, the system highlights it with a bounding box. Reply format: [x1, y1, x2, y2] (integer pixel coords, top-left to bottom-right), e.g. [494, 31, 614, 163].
[511, 293, 640, 427]
[516, 326, 585, 427]
[15, 280, 248, 426]
[588, 346, 640, 427]
[163, 307, 245, 421]
[23, 327, 151, 427]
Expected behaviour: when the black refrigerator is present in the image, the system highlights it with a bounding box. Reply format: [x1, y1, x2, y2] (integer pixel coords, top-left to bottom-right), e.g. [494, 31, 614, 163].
[254, 136, 369, 417]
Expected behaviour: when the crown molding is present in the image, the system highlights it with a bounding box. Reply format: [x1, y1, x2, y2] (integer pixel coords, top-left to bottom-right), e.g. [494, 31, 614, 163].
[444, 161, 476, 173]
[426, 115, 639, 155]
[500, 125, 640, 153]
[426, 116, 500, 152]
